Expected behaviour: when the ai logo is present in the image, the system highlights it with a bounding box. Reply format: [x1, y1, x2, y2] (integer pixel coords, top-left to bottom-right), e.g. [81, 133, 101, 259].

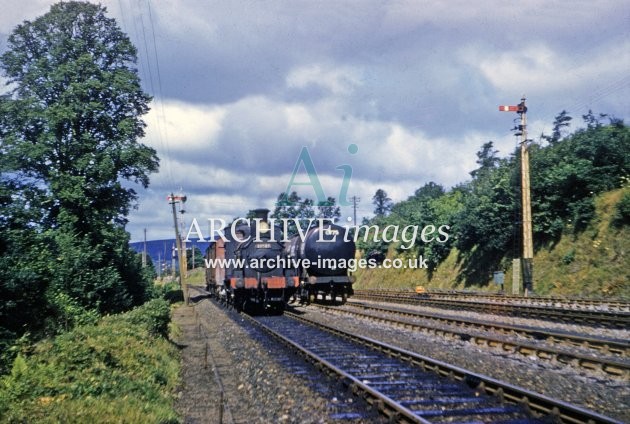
[278, 144, 358, 207]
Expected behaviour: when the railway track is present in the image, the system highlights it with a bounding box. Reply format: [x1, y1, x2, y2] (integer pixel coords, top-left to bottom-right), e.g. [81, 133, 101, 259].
[244, 310, 621, 424]
[187, 286, 387, 422]
[360, 289, 630, 312]
[353, 290, 630, 329]
[311, 302, 629, 378]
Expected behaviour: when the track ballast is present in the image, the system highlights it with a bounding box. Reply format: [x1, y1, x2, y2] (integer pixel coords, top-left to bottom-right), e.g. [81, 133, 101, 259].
[244, 310, 621, 424]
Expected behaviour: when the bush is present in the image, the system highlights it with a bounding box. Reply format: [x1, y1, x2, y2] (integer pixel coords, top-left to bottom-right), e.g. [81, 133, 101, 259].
[0, 299, 179, 423]
[152, 282, 184, 304]
[113, 298, 171, 337]
[562, 249, 576, 265]
[611, 190, 630, 228]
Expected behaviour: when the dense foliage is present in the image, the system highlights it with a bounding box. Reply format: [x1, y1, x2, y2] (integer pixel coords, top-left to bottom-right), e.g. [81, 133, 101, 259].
[272, 191, 341, 235]
[0, 2, 158, 372]
[0, 299, 178, 423]
[358, 114, 629, 285]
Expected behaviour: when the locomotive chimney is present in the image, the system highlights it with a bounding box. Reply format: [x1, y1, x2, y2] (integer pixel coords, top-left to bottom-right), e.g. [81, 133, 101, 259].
[252, 208, 270, 223]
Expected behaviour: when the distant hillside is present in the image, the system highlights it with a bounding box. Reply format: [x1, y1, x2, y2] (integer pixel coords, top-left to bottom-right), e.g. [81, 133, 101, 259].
[129, 238, 211, 269]
[354, 187, 629, 299]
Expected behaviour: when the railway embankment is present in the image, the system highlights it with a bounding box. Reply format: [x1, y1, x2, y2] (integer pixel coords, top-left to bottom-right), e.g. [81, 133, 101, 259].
[0, 299, 180, 422]
[355, 188, 629, 298]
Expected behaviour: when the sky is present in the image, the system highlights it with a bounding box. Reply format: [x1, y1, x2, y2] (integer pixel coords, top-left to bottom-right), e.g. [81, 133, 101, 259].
[1, 0, 629, 242]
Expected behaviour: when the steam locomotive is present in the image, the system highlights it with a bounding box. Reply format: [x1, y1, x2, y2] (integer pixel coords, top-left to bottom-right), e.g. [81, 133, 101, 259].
[205, 208, 355, 313]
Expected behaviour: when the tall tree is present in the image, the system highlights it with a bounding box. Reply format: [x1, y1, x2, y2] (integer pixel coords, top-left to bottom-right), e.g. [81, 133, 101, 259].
[470, 141, 499, 178]
[317, 196, 341, 221]
[372, 188, 392, 216]
[1, 1, 158, 231]
[271, 191, 318, 235]
[542, 110, 572, 144]
[0, 2, 158, 317]
[582, 109, 607, 130]
[413, 182, 445, 200]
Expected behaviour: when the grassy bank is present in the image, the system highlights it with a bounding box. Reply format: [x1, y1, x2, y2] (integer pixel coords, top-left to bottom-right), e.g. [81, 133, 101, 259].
[0, 299, 180, 423]
[355, 188, 630, 299]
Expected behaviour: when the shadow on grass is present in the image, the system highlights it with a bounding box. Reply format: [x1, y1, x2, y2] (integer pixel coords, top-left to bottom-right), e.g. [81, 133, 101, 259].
[164, 289, 184, 304]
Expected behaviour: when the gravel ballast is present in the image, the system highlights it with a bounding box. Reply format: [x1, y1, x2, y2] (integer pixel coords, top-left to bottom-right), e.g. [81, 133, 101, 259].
[174, 298, 386, 423]
[297, 303, 630, 422]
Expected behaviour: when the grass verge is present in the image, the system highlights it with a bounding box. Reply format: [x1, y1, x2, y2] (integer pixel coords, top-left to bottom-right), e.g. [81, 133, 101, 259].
[0, 299, 180, 423]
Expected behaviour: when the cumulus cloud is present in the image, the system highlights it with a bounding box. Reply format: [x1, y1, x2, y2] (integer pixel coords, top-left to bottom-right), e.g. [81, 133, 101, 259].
[1, 0, 627, 242]
[134, 92, 516, 240]
[287, 64, 362, 95]
[476, 43, 630, 94]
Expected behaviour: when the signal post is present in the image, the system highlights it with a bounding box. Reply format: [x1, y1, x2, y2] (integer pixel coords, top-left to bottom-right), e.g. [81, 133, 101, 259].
[499, 97, 534, 295]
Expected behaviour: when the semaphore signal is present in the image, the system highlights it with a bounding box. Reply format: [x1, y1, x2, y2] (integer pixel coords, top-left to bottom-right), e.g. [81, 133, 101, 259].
[499, 96, 533, 296]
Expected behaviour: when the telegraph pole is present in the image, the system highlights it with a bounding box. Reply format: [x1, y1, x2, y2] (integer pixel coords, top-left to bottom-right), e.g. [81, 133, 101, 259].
[352, 196, 361, 225]
[171, 244, 176, 277]
[142, 228, 147, 268]
[168, 192, 188, 305]
[499, 97, 534, 296]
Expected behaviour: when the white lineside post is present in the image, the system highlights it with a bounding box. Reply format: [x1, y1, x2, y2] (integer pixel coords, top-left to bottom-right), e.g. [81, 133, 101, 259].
[512, 258, 521, 295]
[157, 251, 161, 278]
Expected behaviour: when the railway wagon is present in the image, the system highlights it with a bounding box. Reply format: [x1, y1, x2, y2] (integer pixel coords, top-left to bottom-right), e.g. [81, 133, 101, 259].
[285, 222, 356, 304]
[205, 209, 297, 313]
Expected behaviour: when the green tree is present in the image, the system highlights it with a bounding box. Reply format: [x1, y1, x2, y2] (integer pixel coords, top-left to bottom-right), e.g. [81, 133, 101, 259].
[317, 196, 341, 221]
[1, 1, 157, 231]
[392, 182, 451, 273]
[0, 2, 158, 326]
[372, 189, 392, 217]
[470, 141, 500, 178]
[542, 110, 572, 144]
[186, 246, 204, 269]
[413, 181, 445, 200]
[582, 109, 607, 129]
[272, 191, 320, 235]
[455, 157, 517, 284]
[531, 120, 628, 240]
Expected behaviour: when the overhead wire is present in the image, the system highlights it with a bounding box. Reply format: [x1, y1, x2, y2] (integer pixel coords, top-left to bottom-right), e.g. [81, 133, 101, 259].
[566, 75, 630, 118]
[145, 0, 175, 189]
[116, 0, 176, 193]
[138, 0, 176, 190]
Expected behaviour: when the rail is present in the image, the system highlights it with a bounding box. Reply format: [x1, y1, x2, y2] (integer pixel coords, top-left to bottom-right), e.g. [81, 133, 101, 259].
[243, 310, 621, 424]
